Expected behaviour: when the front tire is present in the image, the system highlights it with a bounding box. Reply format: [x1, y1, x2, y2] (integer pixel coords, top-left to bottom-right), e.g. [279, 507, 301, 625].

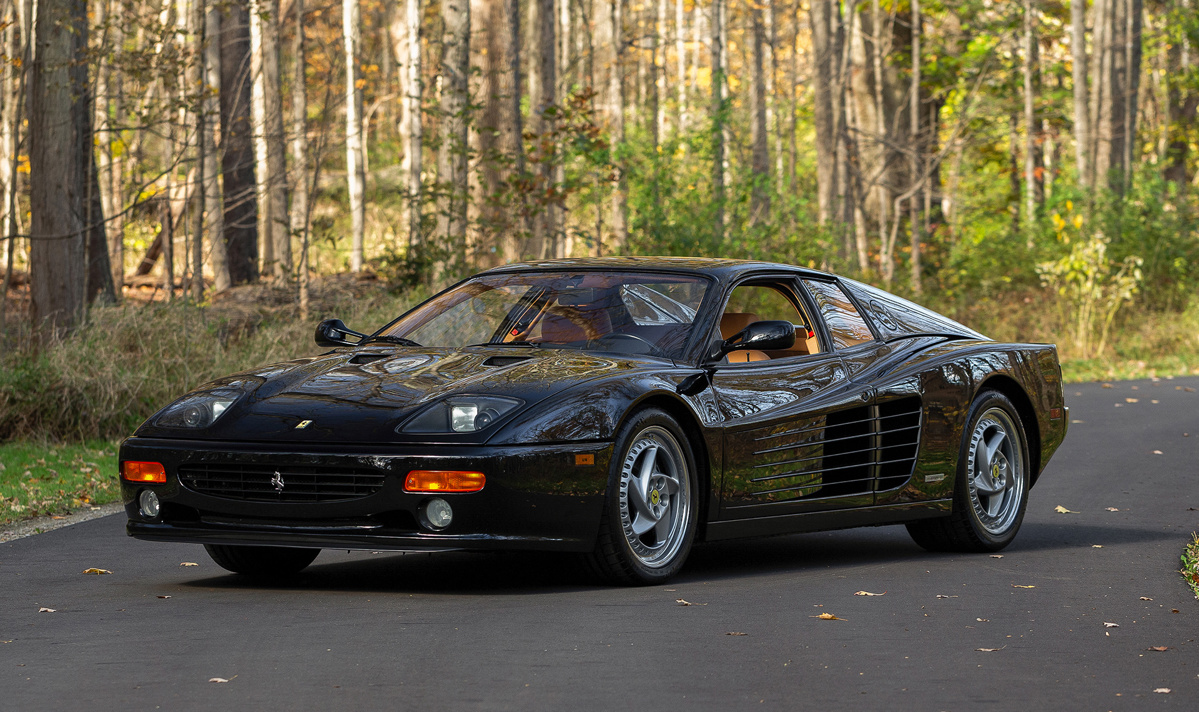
[907, 391, 1030, 552]
[203, 544, 320, 576]
[587, 408, 699, 585]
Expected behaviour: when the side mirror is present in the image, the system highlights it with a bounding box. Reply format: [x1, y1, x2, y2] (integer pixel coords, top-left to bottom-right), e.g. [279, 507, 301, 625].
[315, 318, 366, 347]
[721, 320, 796, 354]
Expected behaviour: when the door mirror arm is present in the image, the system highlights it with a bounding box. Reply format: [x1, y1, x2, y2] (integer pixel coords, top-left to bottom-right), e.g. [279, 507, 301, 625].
[315, 318, 367, 347]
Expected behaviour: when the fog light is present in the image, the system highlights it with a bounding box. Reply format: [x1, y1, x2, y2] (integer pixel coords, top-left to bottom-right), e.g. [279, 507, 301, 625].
[139, 489, 161, 518]
[419, 498, 453, 531]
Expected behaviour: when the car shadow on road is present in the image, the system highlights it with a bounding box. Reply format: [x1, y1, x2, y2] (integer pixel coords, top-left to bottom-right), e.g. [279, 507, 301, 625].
[176, 521, 1183, 594]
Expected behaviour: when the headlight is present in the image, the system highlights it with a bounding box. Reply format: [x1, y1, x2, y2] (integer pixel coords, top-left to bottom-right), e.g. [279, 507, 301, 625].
[400, 396, 523, 434]
[154, 389, 243, 429]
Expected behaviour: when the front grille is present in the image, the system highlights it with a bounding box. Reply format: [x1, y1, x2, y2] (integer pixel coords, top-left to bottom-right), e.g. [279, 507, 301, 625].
[178, 463, 386, 503]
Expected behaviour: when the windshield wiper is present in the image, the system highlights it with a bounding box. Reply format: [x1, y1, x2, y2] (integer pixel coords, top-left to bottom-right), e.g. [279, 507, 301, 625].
[467, 340, 542, 348]
[362, 335, 422, 347]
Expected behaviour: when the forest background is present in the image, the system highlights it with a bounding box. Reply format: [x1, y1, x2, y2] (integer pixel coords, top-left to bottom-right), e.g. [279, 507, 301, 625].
[0, 0, 1196, 460]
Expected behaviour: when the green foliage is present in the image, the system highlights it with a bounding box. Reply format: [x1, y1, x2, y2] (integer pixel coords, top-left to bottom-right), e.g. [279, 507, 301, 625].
[0, 441, 119, 524]
[1183, 532, 1199, 601]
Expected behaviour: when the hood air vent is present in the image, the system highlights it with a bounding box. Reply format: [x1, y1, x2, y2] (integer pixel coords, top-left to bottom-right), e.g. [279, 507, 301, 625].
[483, 355, 532, 368]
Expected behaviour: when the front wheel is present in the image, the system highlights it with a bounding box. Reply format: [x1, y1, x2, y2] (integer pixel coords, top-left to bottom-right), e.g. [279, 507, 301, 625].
[203, 544, 320, 577]
[907, 391, 1030, 552]
[587, 409, 699, 585]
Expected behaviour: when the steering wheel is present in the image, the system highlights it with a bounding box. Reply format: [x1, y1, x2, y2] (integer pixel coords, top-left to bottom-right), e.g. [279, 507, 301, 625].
[589, 333, 660, 356]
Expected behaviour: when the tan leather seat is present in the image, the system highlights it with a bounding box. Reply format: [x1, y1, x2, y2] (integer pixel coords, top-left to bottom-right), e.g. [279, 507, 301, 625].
[720, 312, 768, 363]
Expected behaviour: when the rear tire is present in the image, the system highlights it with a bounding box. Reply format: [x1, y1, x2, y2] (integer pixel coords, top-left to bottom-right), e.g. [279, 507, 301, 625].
[586, 408, 698, 585]
[907, 391, 1030, 553]
[203, 544, 320, 576]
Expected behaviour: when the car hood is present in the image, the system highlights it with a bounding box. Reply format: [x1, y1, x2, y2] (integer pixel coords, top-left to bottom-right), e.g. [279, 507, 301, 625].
[137, 347, 668, 443]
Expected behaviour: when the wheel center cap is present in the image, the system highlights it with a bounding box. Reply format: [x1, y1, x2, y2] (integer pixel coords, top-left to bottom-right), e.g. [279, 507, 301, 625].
[650, 489, 661, 506]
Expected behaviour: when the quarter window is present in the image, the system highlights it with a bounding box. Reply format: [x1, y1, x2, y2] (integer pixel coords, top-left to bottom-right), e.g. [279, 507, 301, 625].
[802, 280, 875, 349]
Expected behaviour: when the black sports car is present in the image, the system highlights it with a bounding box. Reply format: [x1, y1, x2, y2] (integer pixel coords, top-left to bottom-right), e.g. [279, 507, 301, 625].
[120, 258, 1067, 584]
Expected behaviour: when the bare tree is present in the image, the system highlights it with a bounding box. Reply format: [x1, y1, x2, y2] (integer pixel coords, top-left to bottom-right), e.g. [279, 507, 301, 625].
[250, 0, 290, 279]
[343, 0, 366, 272]
[292, 0, 311, 316]
[910, 0, 922, 293]
[1071, 0, 1090, 188]
[220, 1, 260, 285]
[399, 0, 422, 251]
[750, 6, 770, 226]
[710, 0, 725, 243]
[205, 4, 230, 290]
[437, 0, 470, 274]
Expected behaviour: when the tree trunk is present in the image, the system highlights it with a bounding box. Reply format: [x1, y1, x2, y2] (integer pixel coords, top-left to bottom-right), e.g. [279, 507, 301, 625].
[220, 1, 260, 285]
[343, 0, 366, 272]
[1022, 0, 1041, 240]
[250, 0, 290, 279]
[1071, 0, 1090, 188]
[710, 0, 725, 243]
[532, 0, 557, 258]
[94, 0, 122, 299]
[190, 0, 206, 301]
[750, 7, 770, 226]
[471, 0, 517, 267]
[437, 0, 470, 276]
[675, 0, 686, 130]
[1091, 0, 1142, 194]
[400, 0, 422, 251]
[206, 6, 230, 291]
[810, 0, 839, 227]
[909, 0, 922, 294]
[29, 0, 89, 334]
[608, 0, 627, 253]
[292, 0, 311, 317]
[1164, 0, 1196, 190]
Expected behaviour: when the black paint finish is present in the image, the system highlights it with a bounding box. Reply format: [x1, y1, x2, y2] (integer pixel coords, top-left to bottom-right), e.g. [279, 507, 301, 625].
[120, 258, 1067, 558]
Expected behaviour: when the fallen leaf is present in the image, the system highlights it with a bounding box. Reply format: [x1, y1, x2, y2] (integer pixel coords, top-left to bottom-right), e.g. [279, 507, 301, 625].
[38, 607, 55, 613]
[1054, 505, 1079, 514]
[1092, 545, 1103, 548]
[157, 595, 172, 599]
[1185, 387, 1195, 392]
[1070, 419, 1084, 424]
[1153, 450, 1163, 455]
[1154, 688, 1171, 694]
[1151, 399, 1159, 404]
[674, 598, 705, 606]
[180, 562, 199, 567]
[1105, 507, 1120, 512]
[1172, 609, 1180, 613]
[1012, 584, 1036, 589]
[989, 554, 1004, 559]
[935, 594, 959, 599]
[812, 613, 844, 620]
[1147, 646, 1169, 652]
[725, 632, 748, 636]
[1102, 383, 1113, 388]
[209, 678, 229, 684]
[82, 568, 112, 575]
[853, 591, 886, 597]
[1103, 622, 1120, 628]
[976, 647, 1005, 652]
[976, 618, 990, 622]
[1140, 597, 1153, 601]
[1125, 398, 1139, 403]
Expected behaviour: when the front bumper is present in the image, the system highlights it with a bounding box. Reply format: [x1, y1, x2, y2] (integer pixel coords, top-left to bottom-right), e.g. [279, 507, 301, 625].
[120, 437, 613, 553]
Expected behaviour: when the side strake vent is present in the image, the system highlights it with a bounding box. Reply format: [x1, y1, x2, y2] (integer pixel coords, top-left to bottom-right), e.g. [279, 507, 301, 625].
[749, 396, 922, 499]
[483, 355, 532, 368]
[179, 463, 385, 503]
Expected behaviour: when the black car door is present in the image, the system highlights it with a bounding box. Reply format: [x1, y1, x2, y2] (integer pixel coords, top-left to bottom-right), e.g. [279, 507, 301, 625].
[710, 277, 878, 520]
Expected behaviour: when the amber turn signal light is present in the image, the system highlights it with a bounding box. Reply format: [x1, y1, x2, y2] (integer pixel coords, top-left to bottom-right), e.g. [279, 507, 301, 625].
[121, 461, 167, 484]
[404, 470, 485, 493]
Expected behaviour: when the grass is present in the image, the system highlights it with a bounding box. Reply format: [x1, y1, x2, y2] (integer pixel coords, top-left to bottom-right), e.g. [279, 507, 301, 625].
[0, 440, 120, 526]
[1183, 533, 1199, 601]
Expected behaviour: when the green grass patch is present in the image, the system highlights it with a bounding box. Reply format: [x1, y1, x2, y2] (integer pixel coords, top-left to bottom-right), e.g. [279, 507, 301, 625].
[0, 440, 120, 525]
[1183, 533, 1199, 601]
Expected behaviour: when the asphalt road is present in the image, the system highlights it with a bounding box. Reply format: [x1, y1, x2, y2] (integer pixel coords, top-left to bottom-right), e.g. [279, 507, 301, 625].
[3, 377, 1198, 710]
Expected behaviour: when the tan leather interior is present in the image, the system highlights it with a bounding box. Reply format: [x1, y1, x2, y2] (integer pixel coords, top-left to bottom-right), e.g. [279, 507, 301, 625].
[720, 312, 759, 339]
[726, 349, 770, 363]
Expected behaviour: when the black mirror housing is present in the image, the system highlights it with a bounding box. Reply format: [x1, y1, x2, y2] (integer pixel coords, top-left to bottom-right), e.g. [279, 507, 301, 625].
[315, 318, 366, 347]
[721, 320, 796, 354]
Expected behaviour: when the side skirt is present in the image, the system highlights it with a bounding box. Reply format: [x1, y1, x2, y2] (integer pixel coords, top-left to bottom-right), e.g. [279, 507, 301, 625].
[703, 500, 952, 541]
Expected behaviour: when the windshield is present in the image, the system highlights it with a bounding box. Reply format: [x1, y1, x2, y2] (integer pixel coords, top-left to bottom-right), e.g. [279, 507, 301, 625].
[375, 272, 711, 358]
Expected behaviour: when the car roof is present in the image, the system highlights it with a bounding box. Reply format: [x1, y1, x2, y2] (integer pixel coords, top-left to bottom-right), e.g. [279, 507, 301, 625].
[479, 256, 832, 282]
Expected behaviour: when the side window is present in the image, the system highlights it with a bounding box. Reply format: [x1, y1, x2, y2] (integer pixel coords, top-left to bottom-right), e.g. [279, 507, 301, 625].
[802, 279, 875, 349]
[718, 282, 822, 359]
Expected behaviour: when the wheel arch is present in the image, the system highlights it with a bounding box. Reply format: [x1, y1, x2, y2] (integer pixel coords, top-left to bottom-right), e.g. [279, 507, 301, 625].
[977, 375, 1042, 484]
[618, 392, 715, 541]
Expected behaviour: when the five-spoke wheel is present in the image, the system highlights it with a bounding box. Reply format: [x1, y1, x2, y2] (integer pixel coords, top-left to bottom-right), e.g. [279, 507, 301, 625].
[589, 409, 698, 584]
[907, 390, 1030, 552]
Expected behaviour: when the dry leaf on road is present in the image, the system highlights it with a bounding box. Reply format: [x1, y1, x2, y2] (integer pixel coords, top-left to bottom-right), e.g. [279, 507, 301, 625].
[976, 647, 1005, 652]
[1105, 507, 1120, 512]
[82, 568, 112, 575]
[1054, 505, 1079, 514]
[180, 562, 199, 567]
[976, 618, 990, 622]
[853, 591, 886, 597]
[1125, 398, 1139, 403]
[989, 554, 1004, 559]
[1011, 584, 1036, 589]
[725, 632, 748, 636]
[935, 594, 959, 599]
[1139, 597, 1153, 601]
[675, 598, 706, 606]
[1147, 646, 1169, 652]
[209, 678, 229, 684]
[1154, 688, 1171, 694]
[1153, 450, 1163, 455]
[811, 613, 844, 621]
[157, 595, 172, 599]
[1092, 545, 1103, 548]
[38, 607, 55, 613]
[1102, 622, 1120, 628]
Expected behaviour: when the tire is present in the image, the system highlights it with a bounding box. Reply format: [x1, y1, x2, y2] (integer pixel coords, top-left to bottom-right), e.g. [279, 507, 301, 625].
[586, 408, 699, 585]
[907, 391, 1030, 553]
[203, 544, 320, 576]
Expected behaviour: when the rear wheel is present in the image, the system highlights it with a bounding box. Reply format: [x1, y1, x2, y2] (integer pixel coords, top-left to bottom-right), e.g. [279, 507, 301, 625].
[203, 544, 320, 576]
[907, 391, 1030, 552]
[587, 409, 698, 585]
